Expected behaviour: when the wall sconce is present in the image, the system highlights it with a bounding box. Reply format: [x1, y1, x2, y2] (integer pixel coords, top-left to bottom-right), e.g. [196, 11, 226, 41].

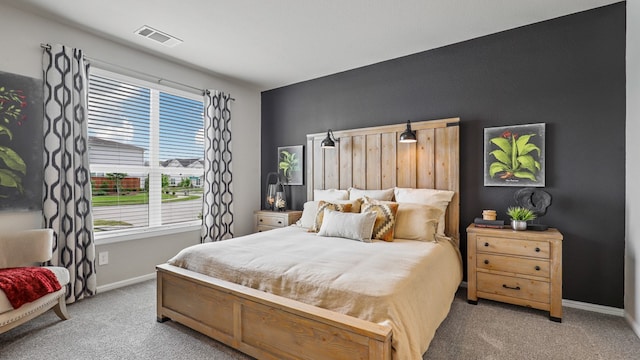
[321, 129, 338, 149]
[399, 120, 417, 143]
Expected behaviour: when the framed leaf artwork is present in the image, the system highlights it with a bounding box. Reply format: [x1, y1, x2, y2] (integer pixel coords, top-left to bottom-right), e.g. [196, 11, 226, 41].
[484, 123, 545, 187]
[277, 145, 303, 185]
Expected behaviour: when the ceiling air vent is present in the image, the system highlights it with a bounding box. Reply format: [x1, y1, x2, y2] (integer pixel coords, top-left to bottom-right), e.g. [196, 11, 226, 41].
[135, 25, 182, 47]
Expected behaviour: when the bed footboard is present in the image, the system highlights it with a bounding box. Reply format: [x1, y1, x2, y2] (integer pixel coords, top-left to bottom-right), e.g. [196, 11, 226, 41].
[156, 264, 392, 360]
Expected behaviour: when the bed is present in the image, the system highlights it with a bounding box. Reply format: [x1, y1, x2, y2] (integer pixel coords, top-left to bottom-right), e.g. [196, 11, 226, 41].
[156, 118, 461, 360]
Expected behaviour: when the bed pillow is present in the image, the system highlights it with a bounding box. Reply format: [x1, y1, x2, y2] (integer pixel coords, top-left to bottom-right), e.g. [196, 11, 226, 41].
[314, 189, 349, 201]
[296, 201, 319, 229]
[361, 202, 399, 242]
[317, 209, 377, 242]
[349, 187, 394, 201]
[393, 188, 455, 235]
[312, 201, 353, 232]
[394, 203, 443, 242]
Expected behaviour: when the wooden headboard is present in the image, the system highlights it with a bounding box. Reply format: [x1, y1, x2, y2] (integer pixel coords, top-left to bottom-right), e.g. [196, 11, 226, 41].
[306, 117, 460, 243]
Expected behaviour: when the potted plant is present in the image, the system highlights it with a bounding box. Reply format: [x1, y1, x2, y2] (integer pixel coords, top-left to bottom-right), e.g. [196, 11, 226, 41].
[506, 206, 536, 231]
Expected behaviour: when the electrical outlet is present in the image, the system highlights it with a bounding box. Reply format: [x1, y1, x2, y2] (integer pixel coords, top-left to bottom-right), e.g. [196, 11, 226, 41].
[98, 251, 109, 265]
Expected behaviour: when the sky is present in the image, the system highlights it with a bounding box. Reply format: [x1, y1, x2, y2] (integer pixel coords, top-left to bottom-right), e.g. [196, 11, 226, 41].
[87, 74, 204, 164]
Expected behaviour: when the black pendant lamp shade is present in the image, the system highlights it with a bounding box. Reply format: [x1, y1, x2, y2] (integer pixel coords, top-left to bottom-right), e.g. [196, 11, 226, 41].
[321, 129, 337, 149]
[399, 120, 417, 143]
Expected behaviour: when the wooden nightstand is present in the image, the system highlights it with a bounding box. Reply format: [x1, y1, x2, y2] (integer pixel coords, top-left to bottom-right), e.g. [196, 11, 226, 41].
[254, 210, 302, 233]
[466, 224, 563, 322]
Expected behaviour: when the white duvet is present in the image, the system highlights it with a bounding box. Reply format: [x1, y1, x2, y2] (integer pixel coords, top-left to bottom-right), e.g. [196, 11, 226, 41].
[168, 226, 462, 360]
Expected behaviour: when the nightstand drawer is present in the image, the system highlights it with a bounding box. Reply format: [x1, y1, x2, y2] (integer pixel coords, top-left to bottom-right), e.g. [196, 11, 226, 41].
[477, 236, 550, 259]
[256, 214, 287, 227]
[477, 272, 550, 304]
[255, 225, 279, 232]
[477, 254, 550, 278]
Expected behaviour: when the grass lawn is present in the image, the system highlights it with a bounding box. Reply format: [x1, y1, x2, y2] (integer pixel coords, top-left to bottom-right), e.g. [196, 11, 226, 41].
[92, 192, 200, 207]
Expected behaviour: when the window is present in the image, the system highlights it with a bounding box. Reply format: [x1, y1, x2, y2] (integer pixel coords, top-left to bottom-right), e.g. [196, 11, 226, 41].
[88, 70, 204, 236]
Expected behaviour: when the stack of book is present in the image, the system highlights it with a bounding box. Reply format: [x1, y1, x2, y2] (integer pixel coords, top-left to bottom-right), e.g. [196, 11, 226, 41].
[474, 217, 505, 229]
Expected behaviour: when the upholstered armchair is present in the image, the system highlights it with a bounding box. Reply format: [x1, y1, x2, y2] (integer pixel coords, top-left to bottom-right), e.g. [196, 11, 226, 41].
[0, 229, 70, 334]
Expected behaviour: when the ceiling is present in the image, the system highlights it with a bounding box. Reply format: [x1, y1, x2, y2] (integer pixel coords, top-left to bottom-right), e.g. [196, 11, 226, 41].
[4, 0, 620, 91]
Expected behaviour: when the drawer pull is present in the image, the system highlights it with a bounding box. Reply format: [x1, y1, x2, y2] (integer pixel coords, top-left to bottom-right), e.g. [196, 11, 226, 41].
[484, 242, 489, 247]
[535, 247, 541, 252]
[259, 219, 263, 222]
[484, 260, 489, 265]
[502, 284, 521, 291]
[278, 220, 283, 224]
[535, 266, 541, 271]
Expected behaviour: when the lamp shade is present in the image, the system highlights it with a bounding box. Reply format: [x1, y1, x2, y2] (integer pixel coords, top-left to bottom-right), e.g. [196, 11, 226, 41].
[399, 120, 417, 143]
[321, 130, 336, 148]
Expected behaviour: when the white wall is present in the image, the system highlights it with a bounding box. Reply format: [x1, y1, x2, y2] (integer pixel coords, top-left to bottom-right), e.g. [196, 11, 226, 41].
[0, 3, 261, 287]
[626, 0, 640, 338]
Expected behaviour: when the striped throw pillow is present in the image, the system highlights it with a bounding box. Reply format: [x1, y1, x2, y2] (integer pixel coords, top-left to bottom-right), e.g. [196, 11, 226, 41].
[361, 202, 399, 242]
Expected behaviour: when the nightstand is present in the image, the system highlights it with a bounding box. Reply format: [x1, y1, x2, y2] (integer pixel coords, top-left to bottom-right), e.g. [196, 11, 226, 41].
[466, 224, 563, 322]
[254, 210, 302, 233]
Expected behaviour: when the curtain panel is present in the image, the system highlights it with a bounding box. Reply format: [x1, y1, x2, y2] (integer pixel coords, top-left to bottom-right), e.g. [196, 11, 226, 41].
[42, 44, 96, 303]
[201, 90, 234, 242]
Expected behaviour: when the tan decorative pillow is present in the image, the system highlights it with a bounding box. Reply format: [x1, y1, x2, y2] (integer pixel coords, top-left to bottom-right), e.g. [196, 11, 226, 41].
[312, 201, 353, 232]
[393, 188, 455, 235]
[334, 198, 364, 213]
[361, 202, 399, 242]
[394, 203, 443, 241]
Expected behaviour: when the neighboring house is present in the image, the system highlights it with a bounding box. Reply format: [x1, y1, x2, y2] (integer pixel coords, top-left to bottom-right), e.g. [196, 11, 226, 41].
[88, 136, 145, 191]
[88, 136, 145, 166]
[160, 158, 204, 186]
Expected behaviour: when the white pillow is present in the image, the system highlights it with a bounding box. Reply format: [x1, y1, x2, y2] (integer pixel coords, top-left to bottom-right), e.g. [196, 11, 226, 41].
[314, 189, 349, 201]
[317, 209, 377, 242]
[296, 201, 319, 229]
[349, 187, 394, 201]
[393, 188, 455, 235]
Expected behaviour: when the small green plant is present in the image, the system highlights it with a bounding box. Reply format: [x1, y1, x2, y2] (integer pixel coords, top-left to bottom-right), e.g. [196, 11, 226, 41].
[506, 206, 537, 221]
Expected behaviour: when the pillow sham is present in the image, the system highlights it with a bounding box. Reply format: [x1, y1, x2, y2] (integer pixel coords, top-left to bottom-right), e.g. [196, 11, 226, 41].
[312, 201, 353, 232]
[349, 187, 394, 201]
[394, 203, 443, 241]
[361, 202, 399, 242]
[313, 189, 349, 201]
[393, 188, 455, 235]
[317, 209, 377, 242]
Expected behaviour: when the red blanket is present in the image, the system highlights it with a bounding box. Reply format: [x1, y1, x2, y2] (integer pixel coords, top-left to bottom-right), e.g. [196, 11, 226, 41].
[0, 267, 62, 309]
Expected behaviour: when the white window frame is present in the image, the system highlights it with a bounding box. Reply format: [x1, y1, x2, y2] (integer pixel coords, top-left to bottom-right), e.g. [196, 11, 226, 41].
[90, 68, 203, 244]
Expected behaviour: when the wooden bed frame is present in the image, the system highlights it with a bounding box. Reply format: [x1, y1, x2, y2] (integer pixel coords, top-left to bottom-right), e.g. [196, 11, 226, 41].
[157, 117, 460, 360]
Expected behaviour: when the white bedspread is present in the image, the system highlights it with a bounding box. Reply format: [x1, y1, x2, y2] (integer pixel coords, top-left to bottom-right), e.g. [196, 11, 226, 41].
[168, 226, 462, 359]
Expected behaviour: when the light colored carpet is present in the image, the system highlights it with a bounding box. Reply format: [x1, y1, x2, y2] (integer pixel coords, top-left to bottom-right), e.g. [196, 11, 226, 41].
[1, 279, 638, 359]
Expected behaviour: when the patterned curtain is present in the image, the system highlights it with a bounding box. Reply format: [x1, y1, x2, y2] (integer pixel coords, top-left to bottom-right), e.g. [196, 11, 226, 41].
[42, 44, 96, 303]
[201, 90, 234, 242]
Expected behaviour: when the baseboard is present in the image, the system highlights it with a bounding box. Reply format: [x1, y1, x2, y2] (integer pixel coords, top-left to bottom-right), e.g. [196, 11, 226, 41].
[97, 272, 156, 293]
[625, 313, 640, 339]
[562, 299, 624, 317]
[459, 282, 624, 317]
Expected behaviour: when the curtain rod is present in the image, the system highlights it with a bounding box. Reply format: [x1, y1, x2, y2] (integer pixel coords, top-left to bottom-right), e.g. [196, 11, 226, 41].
[40, 43, 235, 101]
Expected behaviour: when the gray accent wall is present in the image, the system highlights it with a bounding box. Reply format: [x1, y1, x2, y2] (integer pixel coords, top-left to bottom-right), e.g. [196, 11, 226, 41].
[262, 4, 626, 307]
